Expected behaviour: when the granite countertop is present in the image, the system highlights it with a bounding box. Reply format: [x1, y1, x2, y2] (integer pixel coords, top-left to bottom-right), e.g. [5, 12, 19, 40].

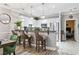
[13, 30, 56, 33]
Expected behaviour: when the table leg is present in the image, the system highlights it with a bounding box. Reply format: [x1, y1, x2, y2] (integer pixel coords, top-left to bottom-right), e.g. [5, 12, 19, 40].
[13, 51, 15, 55]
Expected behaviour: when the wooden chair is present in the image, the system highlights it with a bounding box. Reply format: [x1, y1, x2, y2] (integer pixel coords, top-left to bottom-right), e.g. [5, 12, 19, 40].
[35, 33, 46, 52]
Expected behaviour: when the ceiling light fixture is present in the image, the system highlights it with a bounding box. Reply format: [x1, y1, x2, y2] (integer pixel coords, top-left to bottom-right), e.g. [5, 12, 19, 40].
[69, 9, 73, 14]
[30, 5, 33, 20]
[69, 9, 73, 19]
[40, 3, 45, 19]
[30, 17, 34, 19]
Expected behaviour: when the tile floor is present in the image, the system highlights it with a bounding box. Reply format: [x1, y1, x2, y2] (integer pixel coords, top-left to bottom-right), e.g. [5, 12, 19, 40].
[58, 40, 79, 55]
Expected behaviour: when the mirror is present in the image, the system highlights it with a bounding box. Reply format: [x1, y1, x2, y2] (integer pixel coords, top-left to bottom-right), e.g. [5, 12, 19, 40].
[0, 13, 11, 24]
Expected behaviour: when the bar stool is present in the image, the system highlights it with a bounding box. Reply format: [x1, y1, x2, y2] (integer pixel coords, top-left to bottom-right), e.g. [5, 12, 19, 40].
[35, 33, 46, 52]
[21, 31, 28, 49]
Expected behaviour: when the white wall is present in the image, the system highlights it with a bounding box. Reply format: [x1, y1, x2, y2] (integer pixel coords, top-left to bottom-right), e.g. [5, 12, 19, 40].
[0, 8, 21, 40]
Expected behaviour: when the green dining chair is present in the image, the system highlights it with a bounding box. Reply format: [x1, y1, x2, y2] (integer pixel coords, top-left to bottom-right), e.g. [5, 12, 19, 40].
[3, 34, 18, 55]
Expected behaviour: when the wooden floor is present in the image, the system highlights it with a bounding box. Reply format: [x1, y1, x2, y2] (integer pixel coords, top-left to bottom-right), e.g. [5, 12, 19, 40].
[0, 45, 58, 55]
[0, 41, 76, 55]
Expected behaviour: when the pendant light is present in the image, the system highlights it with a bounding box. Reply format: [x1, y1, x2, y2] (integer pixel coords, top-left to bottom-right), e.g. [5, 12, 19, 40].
[30, 5, 34, 19]
[40, 3, 45, 19]
[69, 9, 73, 19]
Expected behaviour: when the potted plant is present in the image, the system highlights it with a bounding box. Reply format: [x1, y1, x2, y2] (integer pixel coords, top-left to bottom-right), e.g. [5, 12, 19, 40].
[15, 21, 22, 30]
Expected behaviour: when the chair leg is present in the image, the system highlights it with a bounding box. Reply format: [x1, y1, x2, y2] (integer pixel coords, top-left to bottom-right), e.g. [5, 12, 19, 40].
[3, 52, 6, 55]
[13, 51, 15, 55]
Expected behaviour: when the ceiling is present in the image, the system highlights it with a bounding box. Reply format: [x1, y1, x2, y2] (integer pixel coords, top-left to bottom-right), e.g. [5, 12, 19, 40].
[0, 3, 79, 18]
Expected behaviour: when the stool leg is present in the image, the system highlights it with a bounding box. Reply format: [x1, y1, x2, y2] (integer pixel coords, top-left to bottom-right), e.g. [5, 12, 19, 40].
[37, 42, 40, 52]
[36, 40, 37, 51]
[44, 40, 46, 51]
[28, 37, 31, 47]
[43, 40, 46, 51]
[23, 39, 26, 49]
[42, 41, 43, 50]
[36, 41, 40, 52]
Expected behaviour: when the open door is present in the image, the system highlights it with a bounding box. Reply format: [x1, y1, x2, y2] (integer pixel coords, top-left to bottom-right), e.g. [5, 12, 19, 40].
[66, 20, 75, 41]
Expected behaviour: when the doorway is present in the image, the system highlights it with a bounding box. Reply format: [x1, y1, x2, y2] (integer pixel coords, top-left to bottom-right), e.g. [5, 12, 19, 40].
[66, 20, 75, 41]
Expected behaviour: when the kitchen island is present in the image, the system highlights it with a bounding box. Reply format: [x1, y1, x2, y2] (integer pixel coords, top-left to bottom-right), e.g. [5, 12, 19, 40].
[28, 31, 57, 50]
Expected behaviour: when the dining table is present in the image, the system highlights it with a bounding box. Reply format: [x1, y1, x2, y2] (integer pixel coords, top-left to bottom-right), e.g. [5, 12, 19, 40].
[0, 40, 16, 48]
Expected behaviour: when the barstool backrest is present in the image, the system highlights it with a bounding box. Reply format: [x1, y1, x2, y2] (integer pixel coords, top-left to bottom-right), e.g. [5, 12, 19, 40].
[35, 32, 43, 41]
